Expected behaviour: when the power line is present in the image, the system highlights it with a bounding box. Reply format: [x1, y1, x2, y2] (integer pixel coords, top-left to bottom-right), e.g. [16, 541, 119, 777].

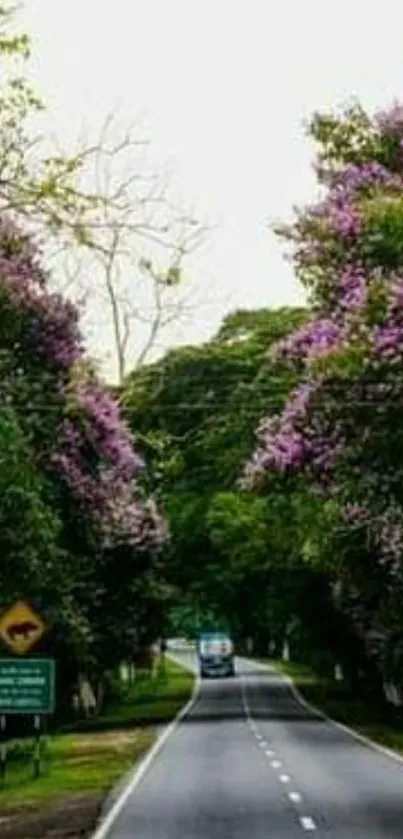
[0, 400, 391, 409]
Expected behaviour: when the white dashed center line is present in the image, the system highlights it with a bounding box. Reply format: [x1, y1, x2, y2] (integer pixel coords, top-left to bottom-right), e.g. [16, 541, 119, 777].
[242, 683, 312, 832]
[300, 816, 316, 831]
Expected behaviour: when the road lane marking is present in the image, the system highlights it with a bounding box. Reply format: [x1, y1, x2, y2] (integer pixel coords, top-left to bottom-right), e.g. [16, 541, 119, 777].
[240, 675, 252, 722]
[300, 816, 316, 831]
[271, 760, 281, 768]
[279, 774, 290, 783]
[289, 792, 302, 803]
[91, 670, 201, 839]
[269, 663, 403, 769]
[265, 749, 275, 757]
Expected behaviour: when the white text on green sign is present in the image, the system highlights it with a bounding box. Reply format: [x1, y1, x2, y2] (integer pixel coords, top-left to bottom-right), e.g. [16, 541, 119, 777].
[0, 659, 55, 714]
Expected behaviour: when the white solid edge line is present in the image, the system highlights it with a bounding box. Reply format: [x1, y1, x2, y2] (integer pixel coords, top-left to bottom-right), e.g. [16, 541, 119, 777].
[91, 672, 201, 839]
[283, 672, 403, 768]
[242, 656, 403, 769]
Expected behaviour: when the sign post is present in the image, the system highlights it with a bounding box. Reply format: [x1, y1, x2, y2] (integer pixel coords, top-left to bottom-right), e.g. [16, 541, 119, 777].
[0, 715, 6, 788]
[33, 715, 41, 779]
[0, 600, 55, 782]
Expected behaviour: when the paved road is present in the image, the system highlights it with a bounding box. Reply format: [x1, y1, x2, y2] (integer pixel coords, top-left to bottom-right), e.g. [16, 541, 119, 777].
[100, 650, 403, 838]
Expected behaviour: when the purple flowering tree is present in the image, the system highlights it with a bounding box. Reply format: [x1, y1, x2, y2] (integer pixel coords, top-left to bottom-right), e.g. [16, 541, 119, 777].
[0, 215, 166, 702]
[246, 102, 403, 689]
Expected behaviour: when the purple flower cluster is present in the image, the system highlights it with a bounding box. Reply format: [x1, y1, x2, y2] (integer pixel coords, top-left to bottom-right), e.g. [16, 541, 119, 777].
[75, 381, 144, 479]
[339, 266, 366, 312]
[0, 216, 164, 551]
[371, 324, 403, 358]
[292, 158, 403, 280]
[270, 318, 342, 362]
[244, 381, 319, 481]
[246, 101, 403, 568]
[102, 484, 167, 549]
[321, 162, 402, 196]
[328, 205, 361, 237]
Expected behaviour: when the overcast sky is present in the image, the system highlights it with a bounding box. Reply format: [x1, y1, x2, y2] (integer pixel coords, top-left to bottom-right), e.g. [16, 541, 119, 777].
[21, 0, 403, 378]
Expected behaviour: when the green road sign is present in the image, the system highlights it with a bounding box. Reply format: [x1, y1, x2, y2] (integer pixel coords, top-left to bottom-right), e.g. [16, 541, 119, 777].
[0, 659, 55, 714]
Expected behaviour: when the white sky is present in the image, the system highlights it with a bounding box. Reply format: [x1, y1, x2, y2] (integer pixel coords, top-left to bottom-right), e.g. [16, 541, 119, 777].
[20, 0, 403, 378]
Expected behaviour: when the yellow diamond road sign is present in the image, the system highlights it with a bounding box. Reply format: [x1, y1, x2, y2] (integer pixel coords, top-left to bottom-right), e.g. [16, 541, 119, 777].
[0, 600, 45, 655]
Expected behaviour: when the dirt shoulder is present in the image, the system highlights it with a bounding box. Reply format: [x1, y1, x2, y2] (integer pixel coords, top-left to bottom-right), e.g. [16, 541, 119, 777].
[0, 793, 104, 839]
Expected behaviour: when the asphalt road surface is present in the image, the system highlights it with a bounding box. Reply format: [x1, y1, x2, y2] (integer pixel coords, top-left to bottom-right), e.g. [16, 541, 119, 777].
[100, 649, 403, 838]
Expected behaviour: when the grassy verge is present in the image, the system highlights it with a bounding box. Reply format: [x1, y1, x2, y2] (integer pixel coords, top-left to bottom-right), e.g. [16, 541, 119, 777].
[0, 658, 193, 837]
[66, 658, 194, 734]
[270, 659, 403, 755]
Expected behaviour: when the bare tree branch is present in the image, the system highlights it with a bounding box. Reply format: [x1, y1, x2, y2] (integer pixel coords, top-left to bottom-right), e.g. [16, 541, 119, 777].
[47, 113, 212, 383]
[0, 6, 213, 385]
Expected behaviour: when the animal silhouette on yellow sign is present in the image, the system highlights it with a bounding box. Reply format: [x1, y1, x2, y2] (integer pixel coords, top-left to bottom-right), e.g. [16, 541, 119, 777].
[0, 600, 45, 655]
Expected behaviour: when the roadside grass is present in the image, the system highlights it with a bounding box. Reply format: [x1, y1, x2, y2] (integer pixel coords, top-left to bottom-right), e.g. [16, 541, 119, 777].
[68, 658, 193, 734]
[0, 727, 155, 810]
[0, 658, 193, 812]
[270, 659, 403, 755]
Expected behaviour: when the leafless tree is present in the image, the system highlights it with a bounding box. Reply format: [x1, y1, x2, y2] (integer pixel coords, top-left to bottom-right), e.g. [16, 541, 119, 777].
[0, 2, 211, 381]
[48, 114, 210, 384]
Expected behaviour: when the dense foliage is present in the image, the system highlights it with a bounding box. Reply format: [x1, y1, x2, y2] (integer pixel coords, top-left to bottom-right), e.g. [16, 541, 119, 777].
[124, 102, 403, 698]
[5, 0, 403, 708]
[246, 102, 403, 690]
[0, 217, 165, 708]
[122, 307, 323, 648]
[0, 3, 175, 713]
